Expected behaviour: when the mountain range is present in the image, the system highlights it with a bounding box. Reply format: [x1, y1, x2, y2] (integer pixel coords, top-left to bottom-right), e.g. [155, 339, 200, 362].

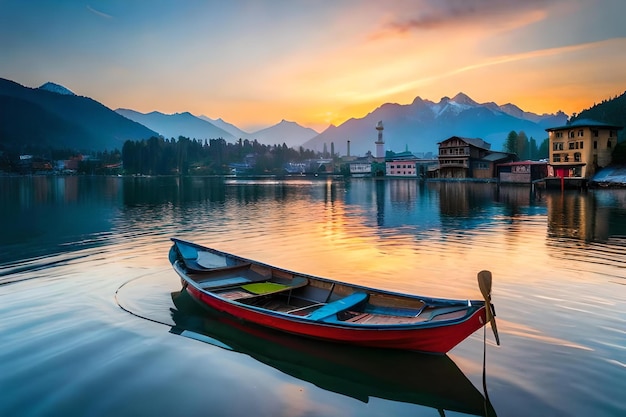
[1, 77, 572, 155]
[115, 109, 318, 149]
[115, 109, 236, 142]
[302, 93, 568, 156]
[0, 78, 157, 151]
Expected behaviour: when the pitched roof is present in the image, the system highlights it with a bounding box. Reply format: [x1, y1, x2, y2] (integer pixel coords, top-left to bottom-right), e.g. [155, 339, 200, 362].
[545, 118, 623, 131]
[482, 152, 513, 162]
[438, 136, 491, 150]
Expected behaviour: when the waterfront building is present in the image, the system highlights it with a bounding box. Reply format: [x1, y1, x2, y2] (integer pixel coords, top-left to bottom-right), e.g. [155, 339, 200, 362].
[386, 151, 418, 177]
[545, 119, 623, 179]
[497, 160, 548, 184]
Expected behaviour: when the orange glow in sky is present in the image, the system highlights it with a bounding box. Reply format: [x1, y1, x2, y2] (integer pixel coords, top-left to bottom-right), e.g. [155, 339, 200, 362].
[2, 0, 626, 132]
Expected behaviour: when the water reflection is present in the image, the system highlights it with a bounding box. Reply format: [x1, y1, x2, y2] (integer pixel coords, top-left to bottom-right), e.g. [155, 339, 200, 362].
[546, 190, 626, 242]
[5, 176, 625, 282]
[3, 176, 626, 417]
[5, 176, 626, 250]
[169, 289, 496, 416]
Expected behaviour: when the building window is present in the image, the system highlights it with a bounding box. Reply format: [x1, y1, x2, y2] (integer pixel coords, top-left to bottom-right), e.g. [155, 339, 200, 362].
[594, 141, 598, 149]
[574, 152, 581, 162]
[564, 155, 569, 162]
[553, 142, 564, 151]
[577, 130, 584, 137]
[608, 140, 612, 148]
[556, 132, 563, 138]
[610, 131, 615, 137]
[568, 131, 575, 138]
[592, 130, 599, 137]
[569, 142, 575, 150]
[553, 154, 561, 162]
[579, 141, 584, 149]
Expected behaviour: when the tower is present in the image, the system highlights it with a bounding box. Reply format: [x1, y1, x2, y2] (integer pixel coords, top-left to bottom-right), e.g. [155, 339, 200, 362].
[375, 121, 385, 160]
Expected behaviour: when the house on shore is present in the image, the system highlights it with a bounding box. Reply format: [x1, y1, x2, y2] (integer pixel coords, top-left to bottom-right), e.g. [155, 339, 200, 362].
[347, 154, 374, 176]
[386, 151, 418, 177]
[546, 119, 623, 179]
[385, 151, 438, 178]
[437, 136, 516, 179]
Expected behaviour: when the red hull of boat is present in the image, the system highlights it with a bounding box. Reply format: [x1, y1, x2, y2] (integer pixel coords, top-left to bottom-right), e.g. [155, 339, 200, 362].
[186, 285, 487, 354]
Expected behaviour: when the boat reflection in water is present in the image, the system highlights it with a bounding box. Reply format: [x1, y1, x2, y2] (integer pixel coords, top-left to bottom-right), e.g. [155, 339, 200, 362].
[170, 290, 497, 417]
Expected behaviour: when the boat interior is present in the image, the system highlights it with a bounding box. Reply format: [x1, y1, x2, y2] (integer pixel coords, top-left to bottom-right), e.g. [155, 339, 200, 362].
[181, 261, 473, 326]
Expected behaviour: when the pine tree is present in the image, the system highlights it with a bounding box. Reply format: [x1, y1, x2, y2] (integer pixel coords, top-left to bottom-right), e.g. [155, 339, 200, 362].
[504, 131, 518, 154]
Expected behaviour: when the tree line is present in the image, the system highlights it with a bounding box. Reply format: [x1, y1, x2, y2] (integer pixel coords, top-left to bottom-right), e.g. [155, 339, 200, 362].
[502, 131, 549, 160]
[121, 136, 319, 175]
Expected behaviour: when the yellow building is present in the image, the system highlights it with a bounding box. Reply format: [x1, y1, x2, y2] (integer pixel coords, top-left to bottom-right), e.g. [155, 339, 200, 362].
[546, 119, 623, 178]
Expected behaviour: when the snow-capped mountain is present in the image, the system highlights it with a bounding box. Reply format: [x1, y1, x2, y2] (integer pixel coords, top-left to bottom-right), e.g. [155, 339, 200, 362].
[302, 92, 568, 156]
[38, 82, 76, 96]
[429, 93, 479, 117]
[3, 75, 572, 155]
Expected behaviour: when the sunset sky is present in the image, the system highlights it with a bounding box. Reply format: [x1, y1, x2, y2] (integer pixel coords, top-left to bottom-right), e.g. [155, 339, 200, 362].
[2, 0, 626, 132]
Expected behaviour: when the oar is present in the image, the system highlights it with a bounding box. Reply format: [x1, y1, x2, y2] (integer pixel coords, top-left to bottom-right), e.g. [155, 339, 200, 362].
[477, 270, 500, 346]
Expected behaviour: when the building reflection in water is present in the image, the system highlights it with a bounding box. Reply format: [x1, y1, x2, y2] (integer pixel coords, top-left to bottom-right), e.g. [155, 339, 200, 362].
[546, 190, 626, 242]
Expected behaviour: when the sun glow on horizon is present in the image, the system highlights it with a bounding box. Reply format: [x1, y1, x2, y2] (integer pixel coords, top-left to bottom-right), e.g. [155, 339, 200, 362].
[2, 1, 626, 131]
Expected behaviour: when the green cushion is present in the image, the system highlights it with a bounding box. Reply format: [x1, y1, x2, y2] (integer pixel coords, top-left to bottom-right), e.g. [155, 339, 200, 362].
[241, 282, 289, 295]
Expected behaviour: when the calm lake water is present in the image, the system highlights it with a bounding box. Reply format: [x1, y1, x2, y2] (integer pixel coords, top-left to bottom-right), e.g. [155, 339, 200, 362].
[0, 175, 624, 417]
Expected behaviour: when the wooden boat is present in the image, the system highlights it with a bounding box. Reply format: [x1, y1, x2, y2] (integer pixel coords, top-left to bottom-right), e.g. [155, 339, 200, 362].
[169, 289, 497, 416]
[169, 238, 499, 354]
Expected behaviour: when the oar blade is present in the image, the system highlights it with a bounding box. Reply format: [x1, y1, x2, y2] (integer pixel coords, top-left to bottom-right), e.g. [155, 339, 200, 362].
[477, 270, 500, 345]
[477, 270, 492, 300]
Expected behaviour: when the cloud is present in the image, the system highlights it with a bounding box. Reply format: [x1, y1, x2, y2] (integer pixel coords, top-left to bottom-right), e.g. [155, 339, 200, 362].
[370, 0, 557, 38]
[87, 5, 113, 19]
[345, 38, 610, 104]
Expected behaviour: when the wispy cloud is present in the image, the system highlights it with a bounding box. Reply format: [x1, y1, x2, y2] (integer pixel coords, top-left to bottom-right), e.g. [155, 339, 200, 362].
[370, 0, 556, 39]
[348, 39, 606, 103]
[87, 5, 113, 19]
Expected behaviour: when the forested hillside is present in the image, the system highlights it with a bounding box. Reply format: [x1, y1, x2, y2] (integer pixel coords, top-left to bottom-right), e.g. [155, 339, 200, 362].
[572, 91, 626, 141]
[572, 91, 626, 163]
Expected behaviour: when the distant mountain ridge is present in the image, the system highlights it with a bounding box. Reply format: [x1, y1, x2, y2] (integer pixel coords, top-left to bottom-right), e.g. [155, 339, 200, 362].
[249, 119, 319, 148]
[302, 92, 568, 156]
[0, 78, 158, 151]
[115, 109, 236, 142]
[116, 109, 319, 148]
[1, 76, 574, 155]
[197, 115, 250, 139]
